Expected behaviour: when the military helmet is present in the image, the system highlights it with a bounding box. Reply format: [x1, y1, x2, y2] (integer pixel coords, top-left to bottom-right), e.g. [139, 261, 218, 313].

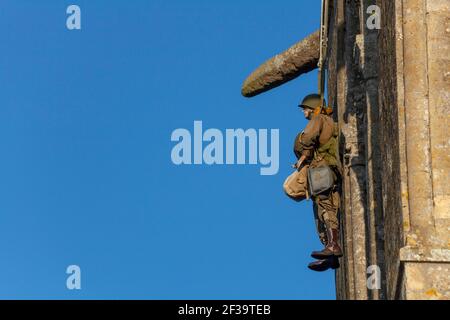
[298, 93, 324, 110]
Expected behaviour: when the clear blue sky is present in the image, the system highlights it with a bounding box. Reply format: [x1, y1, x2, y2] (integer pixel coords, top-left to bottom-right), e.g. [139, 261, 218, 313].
[0, 0, 335, 299]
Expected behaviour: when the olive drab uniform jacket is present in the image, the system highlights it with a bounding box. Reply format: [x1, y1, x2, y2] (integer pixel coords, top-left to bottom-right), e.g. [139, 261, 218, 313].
[295, 113, 342, 175]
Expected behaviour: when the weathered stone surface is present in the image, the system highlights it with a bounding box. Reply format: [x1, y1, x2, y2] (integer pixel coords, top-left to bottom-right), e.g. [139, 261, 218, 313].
[241, 30, 320, 97]
[377, 0, 406, 300]
[315, 0, 450, 300]
[404, 262, 450, 300]
[426, 0, 450, 246]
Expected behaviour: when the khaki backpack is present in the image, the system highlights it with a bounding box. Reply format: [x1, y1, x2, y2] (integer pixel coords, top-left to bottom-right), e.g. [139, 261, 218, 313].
[283, 165, 310, 202]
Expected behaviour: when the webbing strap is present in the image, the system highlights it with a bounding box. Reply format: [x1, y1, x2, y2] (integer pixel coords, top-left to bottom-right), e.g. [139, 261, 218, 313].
[318, 0, 330, 102]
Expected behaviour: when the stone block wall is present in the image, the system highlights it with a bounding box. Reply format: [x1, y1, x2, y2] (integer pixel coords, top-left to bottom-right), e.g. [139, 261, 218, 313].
[329, 0, 450, 300]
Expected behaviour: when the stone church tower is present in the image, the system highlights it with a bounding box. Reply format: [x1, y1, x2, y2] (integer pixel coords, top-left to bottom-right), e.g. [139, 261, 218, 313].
[242, 0, 449, 300]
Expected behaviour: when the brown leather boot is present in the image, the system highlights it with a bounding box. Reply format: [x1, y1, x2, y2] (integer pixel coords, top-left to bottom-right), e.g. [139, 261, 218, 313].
[311, 228, 343, 259]
[308, 257, 340, 272]
[308, 259, 332, 272]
